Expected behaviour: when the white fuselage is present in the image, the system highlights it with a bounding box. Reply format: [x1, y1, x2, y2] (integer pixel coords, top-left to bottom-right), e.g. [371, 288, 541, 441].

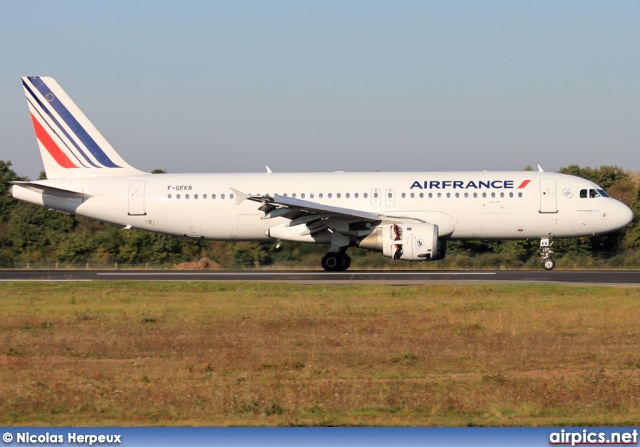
[12, 170, 633, 243]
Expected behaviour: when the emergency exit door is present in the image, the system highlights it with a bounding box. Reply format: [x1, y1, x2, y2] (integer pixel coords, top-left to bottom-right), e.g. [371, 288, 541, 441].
[128, 180, 146, 216]
[539, 178, 557, 213]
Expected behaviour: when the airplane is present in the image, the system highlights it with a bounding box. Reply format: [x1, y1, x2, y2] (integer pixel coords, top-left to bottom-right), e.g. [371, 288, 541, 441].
[10, 76, 634, 271]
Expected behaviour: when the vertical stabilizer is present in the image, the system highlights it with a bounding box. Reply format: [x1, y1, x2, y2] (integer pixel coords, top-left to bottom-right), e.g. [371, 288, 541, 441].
[22, 76, 146, 179]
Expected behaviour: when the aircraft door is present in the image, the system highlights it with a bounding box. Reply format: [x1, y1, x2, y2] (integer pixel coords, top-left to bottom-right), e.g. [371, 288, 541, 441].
[371, 188, 381, 207]
[128, 180, 146, 216]
[539, 179, 557, 213]
[385, 188, 395, 207]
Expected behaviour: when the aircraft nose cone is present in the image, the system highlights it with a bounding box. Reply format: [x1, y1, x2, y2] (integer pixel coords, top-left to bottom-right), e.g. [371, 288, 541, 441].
[617, 202, 634, 228]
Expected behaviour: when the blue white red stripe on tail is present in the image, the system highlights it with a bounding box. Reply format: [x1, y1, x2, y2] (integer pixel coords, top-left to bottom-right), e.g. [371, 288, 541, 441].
[23, 76, 122, 169]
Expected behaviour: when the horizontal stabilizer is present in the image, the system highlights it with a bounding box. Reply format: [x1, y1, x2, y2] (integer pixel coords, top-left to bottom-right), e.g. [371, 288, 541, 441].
[10, 181, 92, 199]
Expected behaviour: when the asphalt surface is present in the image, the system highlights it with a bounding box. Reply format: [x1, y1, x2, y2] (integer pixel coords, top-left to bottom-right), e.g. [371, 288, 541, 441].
[0, 269, 639, 285]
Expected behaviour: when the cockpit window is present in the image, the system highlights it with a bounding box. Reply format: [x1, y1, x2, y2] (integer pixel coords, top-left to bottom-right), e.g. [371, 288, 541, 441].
[580, 188, 610, 198]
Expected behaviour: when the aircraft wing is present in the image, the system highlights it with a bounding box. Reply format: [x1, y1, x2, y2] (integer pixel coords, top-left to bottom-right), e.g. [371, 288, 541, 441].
[230, 188, 452, 246]
[232, 188, 380, 228]
[232, 188, 388, 245]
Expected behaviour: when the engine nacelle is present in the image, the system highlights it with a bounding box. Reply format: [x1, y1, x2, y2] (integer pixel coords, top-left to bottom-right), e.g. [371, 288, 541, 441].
[357, 222, 445, 261]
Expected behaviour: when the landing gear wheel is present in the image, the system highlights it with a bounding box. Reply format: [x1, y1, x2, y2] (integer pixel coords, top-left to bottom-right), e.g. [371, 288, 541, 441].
[321, 253, 340, 271]
[321, 252, 351, 271]
[542, 258, 556, 271]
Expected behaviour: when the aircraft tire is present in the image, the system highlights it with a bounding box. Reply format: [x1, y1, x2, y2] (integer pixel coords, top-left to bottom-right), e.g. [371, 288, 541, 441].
[321, 252, 351, 271]
[542, 258, 555, 271]
[321, 253, 341, 271]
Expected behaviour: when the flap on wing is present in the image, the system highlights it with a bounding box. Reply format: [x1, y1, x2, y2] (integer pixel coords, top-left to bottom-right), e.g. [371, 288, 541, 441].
[233, 188, 381, 223]
[10, 181, 92, 199]
[272, 194, 381, 222]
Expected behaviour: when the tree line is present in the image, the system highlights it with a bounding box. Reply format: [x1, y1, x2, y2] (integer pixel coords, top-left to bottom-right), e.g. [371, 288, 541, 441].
[1, 160, 639, 269]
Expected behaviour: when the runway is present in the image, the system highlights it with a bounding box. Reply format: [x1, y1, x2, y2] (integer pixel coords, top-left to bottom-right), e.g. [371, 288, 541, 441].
[0, 269, 639, 285]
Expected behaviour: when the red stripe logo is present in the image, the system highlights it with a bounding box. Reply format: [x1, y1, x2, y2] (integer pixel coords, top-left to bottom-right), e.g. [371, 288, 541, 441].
[518, 180, 531, 188]
[30, 113, 78, 169]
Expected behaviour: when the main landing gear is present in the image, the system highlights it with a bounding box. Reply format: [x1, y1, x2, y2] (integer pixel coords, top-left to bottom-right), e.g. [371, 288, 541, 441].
[540, 237, 555, 271]
[321, 251, 351, 271]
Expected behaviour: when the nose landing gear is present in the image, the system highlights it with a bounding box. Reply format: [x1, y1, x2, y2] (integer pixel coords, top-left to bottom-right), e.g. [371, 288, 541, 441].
[540, 237, 555, 270]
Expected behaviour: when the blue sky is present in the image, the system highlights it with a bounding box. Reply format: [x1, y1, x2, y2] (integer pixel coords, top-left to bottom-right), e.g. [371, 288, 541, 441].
[1, 1, 639, 179]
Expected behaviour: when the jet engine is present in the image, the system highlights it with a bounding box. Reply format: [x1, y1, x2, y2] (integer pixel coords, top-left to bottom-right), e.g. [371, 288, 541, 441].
[357, 222, 446, 261]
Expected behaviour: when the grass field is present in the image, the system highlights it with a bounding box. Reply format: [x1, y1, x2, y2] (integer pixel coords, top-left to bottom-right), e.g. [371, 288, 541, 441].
[1, 282, 640, 426]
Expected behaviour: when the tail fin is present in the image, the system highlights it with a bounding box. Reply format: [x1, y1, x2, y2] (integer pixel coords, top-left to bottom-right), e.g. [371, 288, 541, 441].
[22, 76, 146, 179]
